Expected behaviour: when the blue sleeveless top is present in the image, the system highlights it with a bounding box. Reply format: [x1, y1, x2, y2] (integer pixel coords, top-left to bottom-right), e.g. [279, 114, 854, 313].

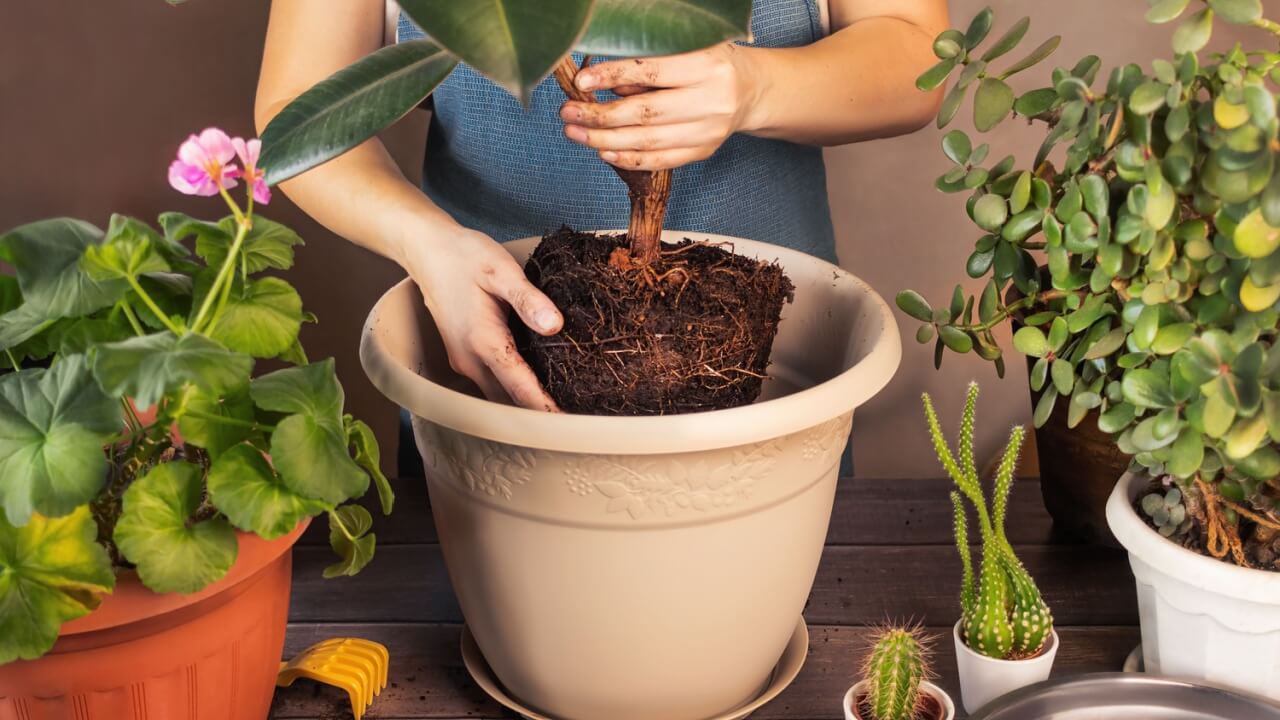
[397, 1, 836, 262]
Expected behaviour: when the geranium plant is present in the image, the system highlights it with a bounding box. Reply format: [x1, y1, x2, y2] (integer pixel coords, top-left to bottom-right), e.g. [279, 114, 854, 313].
[896, 1, 1280, 568]
[0, 128, 391, 663]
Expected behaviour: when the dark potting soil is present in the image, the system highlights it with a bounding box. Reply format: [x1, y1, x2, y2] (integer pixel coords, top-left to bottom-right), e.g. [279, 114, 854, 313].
[1133, 477, 1280, 572]
[517, 228, 793, 415]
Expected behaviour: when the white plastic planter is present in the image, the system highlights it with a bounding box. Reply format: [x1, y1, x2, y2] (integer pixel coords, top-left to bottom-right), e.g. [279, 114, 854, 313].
[1107, 472, 1280, 703]
[843, 679, 955, 720]
[952, 620, 1058, 715]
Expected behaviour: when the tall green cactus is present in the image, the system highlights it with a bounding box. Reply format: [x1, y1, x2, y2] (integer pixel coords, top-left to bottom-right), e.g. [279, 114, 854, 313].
[925, 383, 1054, 660]
[861, 627, 928, 720]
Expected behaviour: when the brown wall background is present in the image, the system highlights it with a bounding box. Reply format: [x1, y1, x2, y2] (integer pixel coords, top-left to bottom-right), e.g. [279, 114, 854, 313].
[0, 1, 1259, 477]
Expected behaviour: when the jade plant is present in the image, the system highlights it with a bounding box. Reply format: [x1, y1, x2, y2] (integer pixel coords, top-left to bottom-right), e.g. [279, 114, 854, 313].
[897, 3, 1280, 568]
[854, 626, 935, 720]
[924, 384, 1054, 659]
[0, 128, 391, 664]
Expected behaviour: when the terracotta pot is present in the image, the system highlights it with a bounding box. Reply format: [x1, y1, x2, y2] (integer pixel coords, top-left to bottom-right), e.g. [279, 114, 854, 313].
[0, 521, 307, 720]
[360, 231, 901, 720]
[1023, 360, 1131, 546]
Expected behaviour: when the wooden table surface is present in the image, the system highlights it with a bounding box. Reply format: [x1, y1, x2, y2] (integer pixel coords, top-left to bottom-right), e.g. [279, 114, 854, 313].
[269, 477, 1140, 720]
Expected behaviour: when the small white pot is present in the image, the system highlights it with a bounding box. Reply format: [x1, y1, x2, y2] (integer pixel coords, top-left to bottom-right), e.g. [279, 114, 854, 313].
[1107, 472, 1280, 702]
[843, 679, 955, 720]
[952, 620, 1058, 715]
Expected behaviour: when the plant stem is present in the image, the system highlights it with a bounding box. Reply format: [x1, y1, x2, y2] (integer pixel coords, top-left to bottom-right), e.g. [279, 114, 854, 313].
[4, 349, 19, 372]
[330, 509, 357, 542]
[118, 300, 146, 336]
[192, 217, 250, 333]
[121, 398, 143, 432]
[552, 55, 672, 265]
[1253, 17, 1280, 38]
[952, 289, 1071, 333]
[218, 186, 246, 226]
[182, 409, 273, 432]
[126, 276, 183, 334]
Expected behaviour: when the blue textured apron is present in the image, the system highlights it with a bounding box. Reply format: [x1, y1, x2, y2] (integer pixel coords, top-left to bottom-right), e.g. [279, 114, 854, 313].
[396, 1, 850, 476]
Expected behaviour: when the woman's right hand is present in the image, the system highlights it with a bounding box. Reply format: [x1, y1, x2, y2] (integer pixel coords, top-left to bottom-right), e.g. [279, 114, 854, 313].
[402, 225, 564, 411]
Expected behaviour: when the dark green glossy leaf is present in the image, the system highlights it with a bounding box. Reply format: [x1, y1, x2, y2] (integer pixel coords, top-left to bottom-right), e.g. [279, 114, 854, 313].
[939, 325, 974, 353]
[936, 82, 967, 129]
[896, 290, 934, 322]
[1014, 88, 1056, 117]
[1000, 36, 1061, 78]
[1013, 326, 1049, 357]
[1123, 368, 1176, 408]
[260, 40, 457, 185]
[964, 7, 995, 49]
[917, 57, 960, 91]
[942, 130, 972, 164]
[577, 0, 752, 57]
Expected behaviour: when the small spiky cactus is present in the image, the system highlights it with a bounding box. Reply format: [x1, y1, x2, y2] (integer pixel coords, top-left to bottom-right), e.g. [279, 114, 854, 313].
[861, 627, 929, 720]
[925, 382, 1054, 660]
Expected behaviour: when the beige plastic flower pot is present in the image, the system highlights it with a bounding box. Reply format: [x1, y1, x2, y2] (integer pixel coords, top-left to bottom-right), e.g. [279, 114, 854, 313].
[360, 231, 901, 720]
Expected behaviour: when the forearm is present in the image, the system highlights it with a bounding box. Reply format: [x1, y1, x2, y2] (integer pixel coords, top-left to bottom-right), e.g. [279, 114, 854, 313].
[741, 16, 943, 146]
[255, 129, 459, 269]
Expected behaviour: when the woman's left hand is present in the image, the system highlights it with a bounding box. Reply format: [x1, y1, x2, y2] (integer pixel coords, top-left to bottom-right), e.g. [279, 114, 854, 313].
[560, 44, 762, 172]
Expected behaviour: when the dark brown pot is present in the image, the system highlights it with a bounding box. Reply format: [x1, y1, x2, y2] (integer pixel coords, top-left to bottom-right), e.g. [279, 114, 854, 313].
[1029, 380, 1131, 546]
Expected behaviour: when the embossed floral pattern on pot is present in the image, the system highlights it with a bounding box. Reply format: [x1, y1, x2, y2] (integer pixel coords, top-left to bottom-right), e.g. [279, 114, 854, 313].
[422, 424, 537, 500]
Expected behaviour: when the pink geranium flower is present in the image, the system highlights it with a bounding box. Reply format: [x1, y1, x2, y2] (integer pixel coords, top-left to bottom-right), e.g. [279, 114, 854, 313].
[168, 128, 239, 196]
[232, 137, 271, 205]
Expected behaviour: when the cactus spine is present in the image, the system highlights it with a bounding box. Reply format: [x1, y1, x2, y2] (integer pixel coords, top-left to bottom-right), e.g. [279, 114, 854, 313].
[862, 627, 928, 720]
[925, 382, 1054, 660]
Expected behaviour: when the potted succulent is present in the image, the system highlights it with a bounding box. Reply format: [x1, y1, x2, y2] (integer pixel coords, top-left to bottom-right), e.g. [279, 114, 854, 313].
[261, 2, 903, 718]
[924, 384, 1058, 714]
[843, 625, 955, 720]
[0, 129, 390, 719]
[898, 3, 1280, 546]
[900, 0, 1280, 701]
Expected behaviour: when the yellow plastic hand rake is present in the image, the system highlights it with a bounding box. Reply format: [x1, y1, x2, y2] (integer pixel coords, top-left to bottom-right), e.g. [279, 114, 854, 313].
[277, 638, 390, 720]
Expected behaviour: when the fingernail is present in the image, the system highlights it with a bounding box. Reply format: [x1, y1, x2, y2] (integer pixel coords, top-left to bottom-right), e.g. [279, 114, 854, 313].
[600, 150, 618, 162]
[576, 73, 596, 90]
[564, 124, 587, 143]
[560, 104, 582, 122]
[534, 308, 560, 332]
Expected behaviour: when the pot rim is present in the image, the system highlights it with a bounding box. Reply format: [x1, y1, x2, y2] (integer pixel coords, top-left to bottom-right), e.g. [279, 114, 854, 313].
[59, 519, 309, 636]
[360, 231, 902, 455]
[1106, 471, 1280, 603]
[951, 620, 1059, 666]
[844, 679, 956, 720]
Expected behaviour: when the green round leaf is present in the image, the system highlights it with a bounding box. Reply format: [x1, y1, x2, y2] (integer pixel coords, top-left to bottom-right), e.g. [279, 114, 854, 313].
[1051, 358, 1075, 395]
[896, 290, 935, 322]
[1123, 368, 1176, 408]
[205, 277, 303, 359]
[942, 130, 973, 165]
[964, 7, 995, 49]
[0, 507, 114, 663]
[1146, 0, 1191, 23]
[1129, 81, 1169, 116]
[115, 462, 238, 594]
[325, 505, 376, 578]
[1206, 0, 1261, 24]
[1233, 208, 1280, 258]
[208, 445, 327, 540]
[1014, 88, 1057, 117]
[939, 325, 974, 353]
[0, 356, 119, 527]
[1172, 8, 1214, 54]
[933, 29, 966, 59]
[91, 331, 253, 409]
[974, 77, 1016, 132]
[973, 194, 1009, 232]
[918, 57, 960, 92]
[1013, 326, 1050, 357]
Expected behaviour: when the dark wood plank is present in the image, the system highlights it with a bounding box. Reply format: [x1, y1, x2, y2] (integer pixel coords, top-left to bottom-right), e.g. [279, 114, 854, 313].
[300, 477, 1060, 548]
[288, 544, 1138, 627]
[270, 624, 1139, 720]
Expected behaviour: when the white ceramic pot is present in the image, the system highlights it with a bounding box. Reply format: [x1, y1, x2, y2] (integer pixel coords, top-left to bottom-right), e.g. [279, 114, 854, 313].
[843, 679, 956, 720]
[952, 620, 1059, 715]
[361, 231, 901, 720]
[1107, 472, 1280, 702]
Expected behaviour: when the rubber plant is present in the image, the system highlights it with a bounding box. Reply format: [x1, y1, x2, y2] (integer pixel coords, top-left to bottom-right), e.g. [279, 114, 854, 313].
[924, 383, 1054, 659]
[897, 2, 1280, 568]
[0, 129, 392, 664]
[257, 0, 755, 265]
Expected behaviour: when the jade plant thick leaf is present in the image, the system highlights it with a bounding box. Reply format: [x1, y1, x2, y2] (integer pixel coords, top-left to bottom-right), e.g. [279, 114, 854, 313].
[899, 3, 1280, 568]
[0, 127, 389, 663]
[259, 0, 753, 185]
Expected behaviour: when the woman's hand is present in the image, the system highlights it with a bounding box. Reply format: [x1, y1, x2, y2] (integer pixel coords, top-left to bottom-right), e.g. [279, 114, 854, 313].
[401, 226, 564, 411]
[559, 44, 763, 172]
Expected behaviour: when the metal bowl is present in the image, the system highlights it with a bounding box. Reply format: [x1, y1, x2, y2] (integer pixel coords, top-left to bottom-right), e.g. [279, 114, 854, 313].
[969, 673, 1280, 719]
